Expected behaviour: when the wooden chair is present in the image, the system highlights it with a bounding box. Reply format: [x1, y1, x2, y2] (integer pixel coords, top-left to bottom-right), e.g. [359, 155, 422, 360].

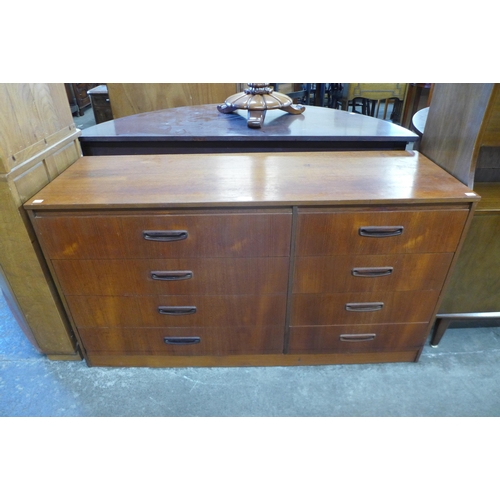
[350, 97, 377, 116]
[341, 84, 408, 123]
[327, 84, 344, 109]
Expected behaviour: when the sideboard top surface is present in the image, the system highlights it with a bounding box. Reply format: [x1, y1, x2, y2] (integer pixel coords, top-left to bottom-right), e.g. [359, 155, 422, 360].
[79, 104, 418, 144]
[24, 151, 478, 211]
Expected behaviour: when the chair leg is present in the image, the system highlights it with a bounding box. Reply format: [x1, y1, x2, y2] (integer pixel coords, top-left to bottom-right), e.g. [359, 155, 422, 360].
[364, 99, 375, 116]
[304, 84, 311, 105]
[431, 317, 452, 347]
[390, 99, 403, 124]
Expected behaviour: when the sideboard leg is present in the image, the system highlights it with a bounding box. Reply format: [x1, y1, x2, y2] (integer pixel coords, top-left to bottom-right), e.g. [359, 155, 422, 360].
[431, 317, 452, 347]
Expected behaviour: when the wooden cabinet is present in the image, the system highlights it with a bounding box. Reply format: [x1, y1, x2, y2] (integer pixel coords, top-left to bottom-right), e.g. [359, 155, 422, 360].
[0, 83, 82, 359]
[87, 85, 113, 124]
[419, 83, 500, 344]
[65, 83, 100, 116]
[24, 151, 477, 367]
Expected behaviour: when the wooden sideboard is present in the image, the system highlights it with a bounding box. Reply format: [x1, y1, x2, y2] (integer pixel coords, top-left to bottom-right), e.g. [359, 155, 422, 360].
[419, 83, 500, 345]
[78, 104, 418, 156]
[24, 151, 477, 368]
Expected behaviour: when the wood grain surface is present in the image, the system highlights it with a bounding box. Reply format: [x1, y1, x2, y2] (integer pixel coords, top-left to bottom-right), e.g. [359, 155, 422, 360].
[291, 290, 440, 325]
[292, 253, 453, 293]
[24, 149, 477, 366]
[66, 294, 287, 328]
[85, 351, 419, 367]
[53, 257, 290, 296]
[480, 84, 500, 147]
[34, 212, 292, 259]
[0, 83, 81, 356]
[78, 326, 285, 356]
[438, 213, 500, 313]
[107, 83, 239, 119]
[25, 151, 478, 210]
[420, 83, 494, 188]
[288, 323, 428, 354]
[295, 209, 469, 255]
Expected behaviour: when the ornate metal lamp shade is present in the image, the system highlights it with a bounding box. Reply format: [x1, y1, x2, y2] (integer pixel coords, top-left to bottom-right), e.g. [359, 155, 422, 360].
[217, 83, 305, 128]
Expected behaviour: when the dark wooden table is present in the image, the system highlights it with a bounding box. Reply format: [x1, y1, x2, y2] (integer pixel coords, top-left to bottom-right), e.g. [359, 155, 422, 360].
[79, 104, 418, 156]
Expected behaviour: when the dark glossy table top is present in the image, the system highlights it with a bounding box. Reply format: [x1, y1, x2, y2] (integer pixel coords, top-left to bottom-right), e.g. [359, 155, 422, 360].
[79, 104, 417, 155]
[81, 104, 416, 141]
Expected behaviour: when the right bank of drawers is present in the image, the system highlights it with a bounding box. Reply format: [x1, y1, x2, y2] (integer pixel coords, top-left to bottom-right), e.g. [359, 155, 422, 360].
[289, 208, 469, 354]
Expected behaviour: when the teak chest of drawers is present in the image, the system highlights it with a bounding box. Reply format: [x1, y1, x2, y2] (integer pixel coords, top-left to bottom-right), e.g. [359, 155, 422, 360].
[24, 151, 478, 367]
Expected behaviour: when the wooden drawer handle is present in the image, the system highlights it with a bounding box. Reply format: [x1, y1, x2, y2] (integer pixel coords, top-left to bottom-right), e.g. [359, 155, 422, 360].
[340, 334, 376, 342]
[352, 267, 393, 277]
[359, 226, 404, 238]
[151, 270, 193, 281]
[143, 230, 188, 242]
[158, 306, 197, 316]
[164, 337, 201, 345]
[345, 302, 384, 312]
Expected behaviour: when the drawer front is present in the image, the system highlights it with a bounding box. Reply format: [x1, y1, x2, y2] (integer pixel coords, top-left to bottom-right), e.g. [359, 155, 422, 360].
[288, 323, 428, 354]
[293, 253, 453, 293]
[91, 94, 109, 106]
[66, 294, 287, 328]
[36, 212, 292, 259]
[79, 326, 284, 356]
[295, 209, 468, 255]
[291, 290, 439, 325]
[53, 257, 290, 296]
[74, 84, 92, 97]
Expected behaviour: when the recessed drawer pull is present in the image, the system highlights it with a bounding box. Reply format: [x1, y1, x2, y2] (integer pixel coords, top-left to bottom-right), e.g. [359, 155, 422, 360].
[359, 226, 404, 238]
[340, 334, 376, 342]
[163, 337, 201, 345]
[158, 306, 197, 315]
[345, 302, 384, 312]
[352, 267, 393, 277]
[143, 230, 188, 242]
[151, 270, 193, 281]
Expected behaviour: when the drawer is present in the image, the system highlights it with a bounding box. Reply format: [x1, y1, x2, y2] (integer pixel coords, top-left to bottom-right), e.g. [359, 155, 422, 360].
[79, 326, 284, 356]
[74, 84, 91, 97]
[66, 294, 287, 328]
[91, 94, 109, 106]
[293, 253, 453, 293]
[295, 209, 468, 255]
[35, 211, 292, 259]
[291, 290, 439, 325]
[288, 323, 428, 354]
[53, 257, 290, 296]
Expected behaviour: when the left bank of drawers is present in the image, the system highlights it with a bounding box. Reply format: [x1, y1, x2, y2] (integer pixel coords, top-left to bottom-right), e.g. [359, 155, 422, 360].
[34, 210, 292, 357]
